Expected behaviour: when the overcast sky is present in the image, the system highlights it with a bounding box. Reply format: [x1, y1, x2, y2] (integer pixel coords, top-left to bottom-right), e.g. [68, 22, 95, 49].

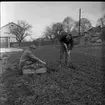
[1, 2, 104, 40]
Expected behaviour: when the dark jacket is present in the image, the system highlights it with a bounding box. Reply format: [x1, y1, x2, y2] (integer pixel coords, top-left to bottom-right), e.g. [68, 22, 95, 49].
[59, 31, 74, 50]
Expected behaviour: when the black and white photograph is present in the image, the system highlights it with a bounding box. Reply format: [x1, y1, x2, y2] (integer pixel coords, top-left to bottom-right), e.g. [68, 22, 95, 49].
[0, 2, 105, 105]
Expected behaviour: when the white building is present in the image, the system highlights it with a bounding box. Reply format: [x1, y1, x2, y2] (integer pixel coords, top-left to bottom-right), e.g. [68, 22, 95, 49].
[0, 22, 21, 48]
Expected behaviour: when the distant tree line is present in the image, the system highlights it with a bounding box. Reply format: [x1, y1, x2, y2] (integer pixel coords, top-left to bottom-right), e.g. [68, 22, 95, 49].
[9, 14, 105, 47]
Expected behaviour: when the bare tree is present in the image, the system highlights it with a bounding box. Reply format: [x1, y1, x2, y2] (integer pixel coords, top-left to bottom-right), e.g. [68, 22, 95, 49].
[52, 22, 63, 36]
[62, 16, 76, 33]
[74, 18, 92, 34]
[43, 22, 63, 46]
[43, 24, 54, 45]
[9, 20, 32, 46]
[52, 22, 64, 45]
[97, 14, 105, 27]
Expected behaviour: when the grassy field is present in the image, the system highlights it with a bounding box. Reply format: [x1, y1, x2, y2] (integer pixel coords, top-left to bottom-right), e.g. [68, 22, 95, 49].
[0, 45, 105, 105]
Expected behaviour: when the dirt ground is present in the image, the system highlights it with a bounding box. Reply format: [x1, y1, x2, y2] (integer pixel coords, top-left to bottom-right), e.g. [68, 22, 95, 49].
[0, 60, 3, 75]
[0, 45, 105, 105]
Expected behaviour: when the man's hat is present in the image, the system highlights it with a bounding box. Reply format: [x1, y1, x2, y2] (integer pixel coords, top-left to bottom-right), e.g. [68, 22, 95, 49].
[29, 44, 36, 49]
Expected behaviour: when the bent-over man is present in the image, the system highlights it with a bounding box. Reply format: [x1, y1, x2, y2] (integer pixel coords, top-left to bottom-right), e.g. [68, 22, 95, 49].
[58, 29, 74, 66]
[54, 28, 74, 67]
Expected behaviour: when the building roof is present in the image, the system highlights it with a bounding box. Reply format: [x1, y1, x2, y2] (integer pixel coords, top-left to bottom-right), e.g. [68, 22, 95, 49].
[0, 36, 16, 38]
[71, 29, 86, 38]
[87, 26, 101, 33]
[0, 22, 24, 38]
[0, 22, 22, 30]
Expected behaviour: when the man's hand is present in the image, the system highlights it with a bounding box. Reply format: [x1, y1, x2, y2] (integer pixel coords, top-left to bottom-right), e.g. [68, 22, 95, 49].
[34, 56, 46, 65]
[43, 62, 46, 65]
[68, 50, 71, 55]
[41, 61, 46, 65]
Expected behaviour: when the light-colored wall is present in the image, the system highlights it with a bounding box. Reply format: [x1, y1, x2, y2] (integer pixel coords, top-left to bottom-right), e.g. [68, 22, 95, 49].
[0, 23, 17, 42]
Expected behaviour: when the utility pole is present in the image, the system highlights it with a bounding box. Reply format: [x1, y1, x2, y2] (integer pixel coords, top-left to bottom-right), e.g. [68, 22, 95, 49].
[79, 8, 81, 44]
